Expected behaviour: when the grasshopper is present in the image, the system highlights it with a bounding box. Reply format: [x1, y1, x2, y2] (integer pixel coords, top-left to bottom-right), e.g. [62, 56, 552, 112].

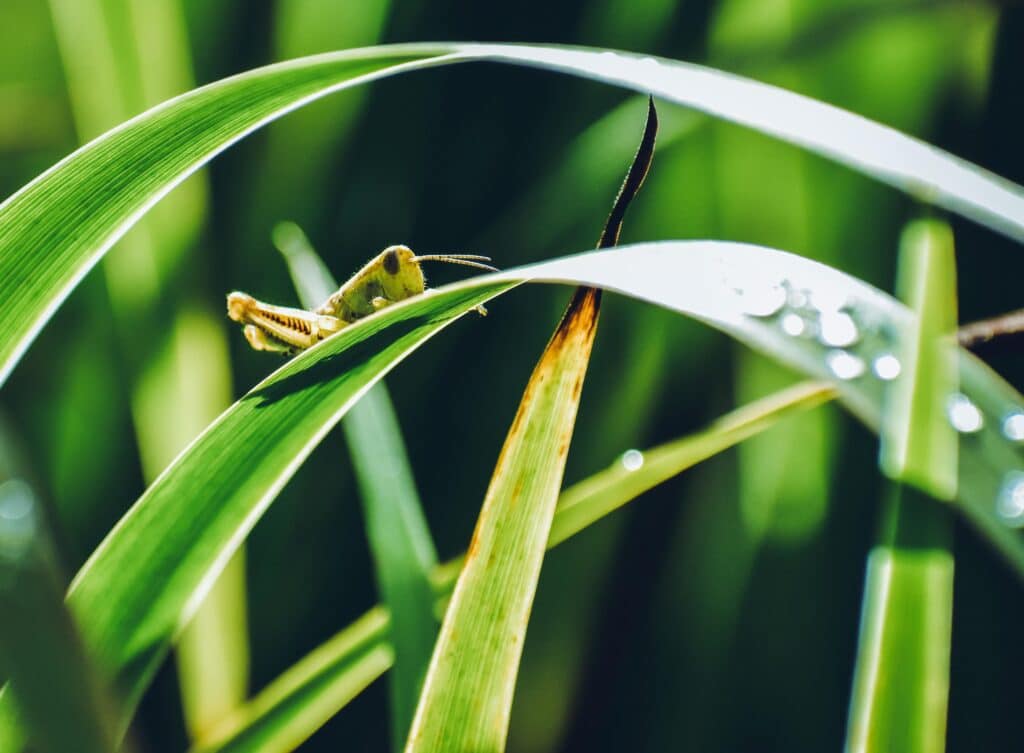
[227, 244, 497, 354]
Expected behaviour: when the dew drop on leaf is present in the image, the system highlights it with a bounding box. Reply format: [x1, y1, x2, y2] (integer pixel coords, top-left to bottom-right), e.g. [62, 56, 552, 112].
[947, 393, 984, 434]
[826, 350, 865, 380]
[871, 353, 902, 381]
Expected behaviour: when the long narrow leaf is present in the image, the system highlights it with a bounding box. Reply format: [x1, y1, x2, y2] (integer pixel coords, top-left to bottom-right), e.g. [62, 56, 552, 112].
[846, 220, 958, 753]
[549, 380, 837, 547]
[0, 46, 451, 387]
[194, 609, 394, 753]
[406, 286, 601, 752]
[3, 43, 1024, 388]
[273, 222, 438, 751]
[47, 0, 244, 735]
[2, 241, 1023, 749]
[405, 102, 656, 751]
[199, 381, 835, 753]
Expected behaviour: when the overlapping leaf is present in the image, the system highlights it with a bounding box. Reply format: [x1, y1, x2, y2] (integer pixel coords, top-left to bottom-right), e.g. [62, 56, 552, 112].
[3, 43, 1024, 388]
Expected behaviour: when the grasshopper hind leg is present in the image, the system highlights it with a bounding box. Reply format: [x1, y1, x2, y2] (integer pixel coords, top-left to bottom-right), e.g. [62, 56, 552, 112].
[243, 325, 298, 355]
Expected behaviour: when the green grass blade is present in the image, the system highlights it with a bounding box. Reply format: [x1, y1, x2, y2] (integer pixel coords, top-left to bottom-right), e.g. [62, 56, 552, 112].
[846, 220, 958, 753]
[195, 380, 835, 753]
[469, 44, 1024, 243]
[550, 380, 836, 547]
[272, 222, 438, 751]
[47, 0, 244, 736]
[0, 480, 118, 753]
[48, 0, 206, 291]
[255, 0, 392, 234]
[405, 287, 601, 753]
[1, 241, 1022, 749]
[193, 609, 394, 753]
[881, 221, 959, 498]
[4, 43, 1024, 391]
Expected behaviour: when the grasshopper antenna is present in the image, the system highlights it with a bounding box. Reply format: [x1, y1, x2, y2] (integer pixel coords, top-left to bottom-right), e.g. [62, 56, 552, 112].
[411, 254, 500, 273]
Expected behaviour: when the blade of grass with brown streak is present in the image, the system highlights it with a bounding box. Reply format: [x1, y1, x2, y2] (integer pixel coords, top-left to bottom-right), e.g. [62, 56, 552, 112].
[403, 287, 600, 753]
[404, 98, 657, 753]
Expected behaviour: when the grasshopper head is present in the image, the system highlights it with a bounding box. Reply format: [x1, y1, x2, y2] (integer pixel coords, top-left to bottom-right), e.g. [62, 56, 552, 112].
[379, 246, 498, 301]
[377, 245, 426, 299]
[376, 246, 498, 292]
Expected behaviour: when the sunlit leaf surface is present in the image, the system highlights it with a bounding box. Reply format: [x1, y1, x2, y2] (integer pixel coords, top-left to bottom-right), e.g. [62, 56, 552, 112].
[3, 43, 1023, 389]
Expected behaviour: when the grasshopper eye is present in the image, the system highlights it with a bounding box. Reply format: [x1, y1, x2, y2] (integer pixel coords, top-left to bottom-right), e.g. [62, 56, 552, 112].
[382, 248, 400, 275]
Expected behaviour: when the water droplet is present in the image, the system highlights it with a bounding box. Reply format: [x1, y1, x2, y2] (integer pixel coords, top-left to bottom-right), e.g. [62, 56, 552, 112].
[1002, 412, 1024, 442]
[781, 313, 806, 337]
[826, 350, 865, 380]
[736, 283, 786, 317]
[997, 472, 1024, 525]
[818, 311, 860, 348]
[621, 449, 644, 471]
[872, 353, 902, 381]
[947, 393, 984, 434]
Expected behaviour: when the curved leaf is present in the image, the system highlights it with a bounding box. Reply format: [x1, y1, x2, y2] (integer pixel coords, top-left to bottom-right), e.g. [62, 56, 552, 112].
[0, 45, 454, 387]
[3, 43, 1024, 387]
[2, 241, 1022, 750]
[404, 93, 656, 753]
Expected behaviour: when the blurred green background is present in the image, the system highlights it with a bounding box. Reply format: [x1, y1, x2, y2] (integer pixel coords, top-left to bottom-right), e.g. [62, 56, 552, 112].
[1, 0, 1022, 750]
